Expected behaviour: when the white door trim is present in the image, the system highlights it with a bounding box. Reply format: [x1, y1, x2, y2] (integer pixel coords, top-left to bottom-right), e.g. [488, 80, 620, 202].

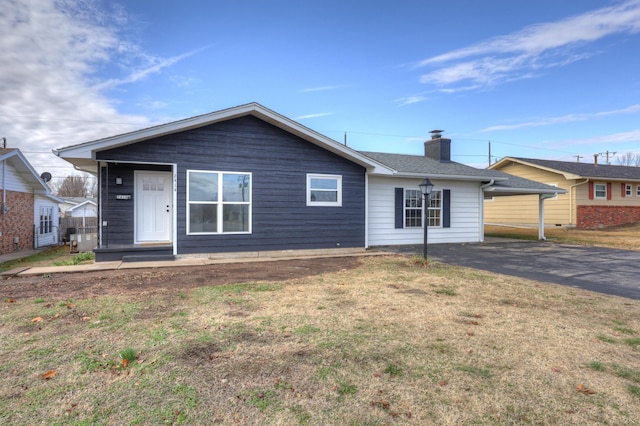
[134, 170, 173, 244]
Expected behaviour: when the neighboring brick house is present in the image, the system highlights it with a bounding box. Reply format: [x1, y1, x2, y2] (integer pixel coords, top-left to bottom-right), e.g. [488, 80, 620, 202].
[0, 148, 62, 254]
[485, 156, 640, 229]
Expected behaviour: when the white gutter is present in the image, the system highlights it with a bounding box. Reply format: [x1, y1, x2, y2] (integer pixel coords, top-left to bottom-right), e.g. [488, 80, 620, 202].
[478, 180, 494, 242]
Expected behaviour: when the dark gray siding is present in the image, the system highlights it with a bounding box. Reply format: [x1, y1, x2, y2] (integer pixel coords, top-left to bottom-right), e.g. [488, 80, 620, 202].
[97, 116, 366, 254]
[99, 164, 171, 246]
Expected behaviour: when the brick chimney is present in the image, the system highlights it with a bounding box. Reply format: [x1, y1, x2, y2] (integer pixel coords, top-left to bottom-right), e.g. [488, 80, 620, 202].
[594, 154, 598, 166]
[425, 130, 451, 162]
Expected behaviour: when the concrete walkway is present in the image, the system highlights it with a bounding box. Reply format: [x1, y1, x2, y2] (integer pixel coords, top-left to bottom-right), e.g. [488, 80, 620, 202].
[0, 248, 386, 278]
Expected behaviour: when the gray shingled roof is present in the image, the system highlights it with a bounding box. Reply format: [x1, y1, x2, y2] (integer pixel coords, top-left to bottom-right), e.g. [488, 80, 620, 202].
[359, 151, 501, 179]
[507, 157, 640, 180]
[360, 151, 563, 195]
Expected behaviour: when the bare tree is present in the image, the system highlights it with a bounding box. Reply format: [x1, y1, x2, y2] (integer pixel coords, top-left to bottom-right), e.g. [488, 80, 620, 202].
[615, 152, 640, 167]
[54, 175, 95, 197]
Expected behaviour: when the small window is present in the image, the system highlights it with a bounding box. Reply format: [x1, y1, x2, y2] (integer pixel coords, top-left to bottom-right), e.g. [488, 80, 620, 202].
[39, 207, 53, 235]
[187, 170, 251, 234]
[427, 190, 442, 227]
[594, 183, 607, 199]
[626, 184, 632, 196]
[637, 185, 640, 197]
[404, 189, 422, 228]
[307, 174, 342, 206]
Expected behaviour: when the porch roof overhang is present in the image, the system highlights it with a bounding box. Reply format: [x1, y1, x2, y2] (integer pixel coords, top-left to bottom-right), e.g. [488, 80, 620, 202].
[53, 103, 395, 175]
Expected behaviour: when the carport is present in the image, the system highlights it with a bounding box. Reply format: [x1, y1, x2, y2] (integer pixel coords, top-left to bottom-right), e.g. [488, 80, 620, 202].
[481, 173, 566, 240]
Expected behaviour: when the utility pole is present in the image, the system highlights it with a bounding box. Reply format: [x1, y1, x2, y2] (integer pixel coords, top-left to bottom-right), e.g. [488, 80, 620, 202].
[488, 141, 492, 166]
[598, 151, 617, 165]
[573, 155, 583, 163]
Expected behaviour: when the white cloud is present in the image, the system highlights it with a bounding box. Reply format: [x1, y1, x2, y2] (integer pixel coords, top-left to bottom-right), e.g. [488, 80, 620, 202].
[0, 0, 194, 179]
[295, 112, 333, 120]
[394, 96, 427, 107]
[482, 104, 640, 132]
[299, 85, 344, 93]
[562, 129, 640, 146]
[417, 0, 640, 87]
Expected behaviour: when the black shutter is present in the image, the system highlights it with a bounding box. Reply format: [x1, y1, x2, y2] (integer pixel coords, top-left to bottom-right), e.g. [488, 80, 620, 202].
[394, 188, 404, 229]
[442, 189, 451, 228]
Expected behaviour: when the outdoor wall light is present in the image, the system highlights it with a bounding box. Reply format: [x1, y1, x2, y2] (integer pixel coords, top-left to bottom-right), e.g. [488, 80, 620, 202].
[115, 177, 123, 185]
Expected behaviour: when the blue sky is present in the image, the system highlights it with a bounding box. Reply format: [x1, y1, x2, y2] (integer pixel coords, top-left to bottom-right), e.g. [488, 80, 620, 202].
[2, 0, 640, 181]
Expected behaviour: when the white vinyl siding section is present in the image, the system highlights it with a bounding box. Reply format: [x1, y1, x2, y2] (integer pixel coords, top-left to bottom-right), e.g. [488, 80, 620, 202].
[367, 176, 481, 246]
[1, 161, 31, 193]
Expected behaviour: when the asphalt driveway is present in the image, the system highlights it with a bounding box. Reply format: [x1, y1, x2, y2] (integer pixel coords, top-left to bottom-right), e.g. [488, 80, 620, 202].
[381, 240, 640, 300]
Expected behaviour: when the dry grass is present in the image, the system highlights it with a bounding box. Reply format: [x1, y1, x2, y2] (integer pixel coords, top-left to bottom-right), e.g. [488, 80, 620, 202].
[485, 222, 640, 251]
[2, 256, 639, 425]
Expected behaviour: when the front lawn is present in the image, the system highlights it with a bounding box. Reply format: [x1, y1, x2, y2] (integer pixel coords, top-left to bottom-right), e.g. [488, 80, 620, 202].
[1, 256, 639, 425]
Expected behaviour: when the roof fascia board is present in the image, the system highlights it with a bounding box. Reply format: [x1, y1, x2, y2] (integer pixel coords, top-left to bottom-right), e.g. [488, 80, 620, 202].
[54, 103, 394, 175]
[3, 149, 52, 193]
[387, 172, 510, 182]
[485, 187, 566, 195]
[491, 157, 581, 180]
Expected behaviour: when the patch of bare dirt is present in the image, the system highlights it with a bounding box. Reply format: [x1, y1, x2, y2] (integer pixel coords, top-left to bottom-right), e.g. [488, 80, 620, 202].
[0, 257, 363, 301]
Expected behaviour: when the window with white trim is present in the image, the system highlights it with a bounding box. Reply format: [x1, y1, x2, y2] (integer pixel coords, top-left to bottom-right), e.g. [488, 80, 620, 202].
[626, 184, 632, 196]
[39, 207, 53, 235]
[404, 189, 422, 227]
[637, 185, 640, 197]
[403, 189, 442, 228]
[594, 183, 607, 199]
[307, 174, 342, 206]
[187, 171, 251, 234]
[427, 190, 442, 227]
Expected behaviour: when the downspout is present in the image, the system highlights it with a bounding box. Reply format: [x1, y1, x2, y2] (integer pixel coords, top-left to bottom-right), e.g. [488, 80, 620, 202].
[2, 137, 6, 214]
[364, 172, 369, 248]
[97, 163, 102, 248]
[569, 179, 589, 226]
[479, 180, 495, 242]
[2, 138, 7, 255]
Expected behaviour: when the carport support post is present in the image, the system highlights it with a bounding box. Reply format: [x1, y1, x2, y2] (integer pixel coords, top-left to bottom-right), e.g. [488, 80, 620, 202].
[419, 178, 434, 260]
[537, 192, 560, 240]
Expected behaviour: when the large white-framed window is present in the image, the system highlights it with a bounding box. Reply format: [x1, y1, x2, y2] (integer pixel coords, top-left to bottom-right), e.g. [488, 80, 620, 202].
[403, 189, 442, 228]
[187, 170, 251, 234]
[39, 207, 53, 235]
[594, 183, 607, 199]
[427, 190, 442, 227]
[307, 174, 342, 206]
[626, 184, 632, 197]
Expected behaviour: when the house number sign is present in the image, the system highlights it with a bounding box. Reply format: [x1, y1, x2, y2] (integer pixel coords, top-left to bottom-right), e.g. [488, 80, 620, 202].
[116, 194, 132, 200]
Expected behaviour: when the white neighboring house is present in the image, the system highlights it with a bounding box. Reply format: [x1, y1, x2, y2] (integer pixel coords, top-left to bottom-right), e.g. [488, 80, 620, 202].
[0, 147, 62, 252]
[60, 197, 97, 219]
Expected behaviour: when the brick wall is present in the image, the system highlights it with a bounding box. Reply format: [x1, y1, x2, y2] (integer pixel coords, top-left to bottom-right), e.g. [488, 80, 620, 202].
[0, 190, 34, 254]
[577, 205, 640, 229]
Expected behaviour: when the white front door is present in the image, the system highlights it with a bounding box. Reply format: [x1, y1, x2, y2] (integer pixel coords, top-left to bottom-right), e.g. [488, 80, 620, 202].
[135, 171, 172, 243]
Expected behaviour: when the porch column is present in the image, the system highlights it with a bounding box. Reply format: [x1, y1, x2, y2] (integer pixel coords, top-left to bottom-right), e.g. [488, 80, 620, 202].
[538, 194, 546, 240]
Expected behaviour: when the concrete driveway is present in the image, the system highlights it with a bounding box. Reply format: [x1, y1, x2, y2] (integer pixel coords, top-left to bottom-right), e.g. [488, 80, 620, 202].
[382, 239, 640, 300]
